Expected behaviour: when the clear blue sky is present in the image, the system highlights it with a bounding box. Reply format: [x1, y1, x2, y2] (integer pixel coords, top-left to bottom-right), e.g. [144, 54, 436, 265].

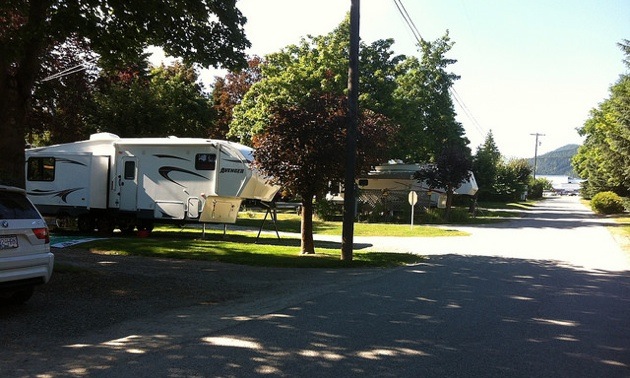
[189, 0, 629, 159]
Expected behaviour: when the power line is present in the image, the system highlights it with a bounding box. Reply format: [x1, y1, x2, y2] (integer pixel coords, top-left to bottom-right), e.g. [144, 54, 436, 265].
[392, 0, 424, 44]
[450, 87, 485, 137]
[38, 57, 98, 83]
[392, 0, 486, 140]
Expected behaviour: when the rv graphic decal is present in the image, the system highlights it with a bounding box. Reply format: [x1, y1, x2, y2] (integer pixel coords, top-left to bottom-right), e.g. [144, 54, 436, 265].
[158, 166, 208, 188]
[220, 168, 245, 174]
[154, 154, 189, 161]
[224, 159, 244, 164]
[57, 158, 87, 166]
[221, 149, 251, 164]
[159, 211, 174, 219]
[27, 188, 83, 203]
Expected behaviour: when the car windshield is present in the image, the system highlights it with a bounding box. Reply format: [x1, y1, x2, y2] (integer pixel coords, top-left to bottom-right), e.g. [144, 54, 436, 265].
[0, 191, 41, 219]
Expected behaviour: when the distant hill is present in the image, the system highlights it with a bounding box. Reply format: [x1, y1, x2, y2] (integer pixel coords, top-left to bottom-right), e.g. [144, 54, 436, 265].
[528, 144, 580, 176]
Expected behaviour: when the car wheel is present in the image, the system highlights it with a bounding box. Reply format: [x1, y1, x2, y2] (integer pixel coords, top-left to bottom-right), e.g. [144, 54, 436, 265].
[9, 287, 34, 304]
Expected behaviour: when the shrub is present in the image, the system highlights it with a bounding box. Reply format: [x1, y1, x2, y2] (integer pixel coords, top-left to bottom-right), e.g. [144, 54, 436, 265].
[590, 191, 625, 214]
[528, 177, 553, 199]
[420, 207, 469, 223]
[314, 199, 339, 221]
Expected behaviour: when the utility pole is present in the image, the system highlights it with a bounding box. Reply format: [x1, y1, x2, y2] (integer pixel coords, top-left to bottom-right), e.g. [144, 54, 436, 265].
[530, 133, 545, 179]
[341, 0, 360, 261]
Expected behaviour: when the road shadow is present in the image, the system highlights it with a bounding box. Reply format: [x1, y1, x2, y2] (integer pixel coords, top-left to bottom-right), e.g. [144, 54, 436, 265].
[475, 197, 625, 231]
[178, 254, 630, 377]
[4, 254, 627, 377]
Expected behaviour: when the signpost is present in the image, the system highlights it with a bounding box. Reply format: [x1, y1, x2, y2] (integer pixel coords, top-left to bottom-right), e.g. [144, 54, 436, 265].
[408, 191, 418, 229]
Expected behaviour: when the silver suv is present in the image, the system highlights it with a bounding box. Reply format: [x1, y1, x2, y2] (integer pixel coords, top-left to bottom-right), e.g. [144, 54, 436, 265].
[0, 185, 54, 304]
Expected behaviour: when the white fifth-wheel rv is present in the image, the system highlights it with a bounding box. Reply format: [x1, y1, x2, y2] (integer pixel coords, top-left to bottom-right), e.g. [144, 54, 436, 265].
[25, 133, 279, 233]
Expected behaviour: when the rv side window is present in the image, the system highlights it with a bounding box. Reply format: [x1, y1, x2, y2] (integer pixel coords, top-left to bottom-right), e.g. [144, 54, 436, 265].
[195, 153, 216, 170]
[27, 157, 55, 181]
[124, 161, 135, 180]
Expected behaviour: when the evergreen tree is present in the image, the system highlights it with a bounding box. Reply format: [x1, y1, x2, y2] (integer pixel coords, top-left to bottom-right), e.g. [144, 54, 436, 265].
[391, 32, 469, 163]
[472, 130, 501, 200]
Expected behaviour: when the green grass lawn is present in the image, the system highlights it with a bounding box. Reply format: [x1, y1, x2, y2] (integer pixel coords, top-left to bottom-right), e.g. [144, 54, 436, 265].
[66, 202, 530, 269]
[73, 214, 470, 268]
[236, 212, 469, 237]
[81, 229, 424, 268]
[581, 198, 630, 253]
[609, 214, 630, 253]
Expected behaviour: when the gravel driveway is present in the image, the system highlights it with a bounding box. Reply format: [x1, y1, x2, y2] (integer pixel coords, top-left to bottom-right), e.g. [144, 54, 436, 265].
[0, 246, 383, 357]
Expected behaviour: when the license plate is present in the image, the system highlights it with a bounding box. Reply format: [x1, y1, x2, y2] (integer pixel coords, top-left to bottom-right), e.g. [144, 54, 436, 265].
[0, 235, 18, 249]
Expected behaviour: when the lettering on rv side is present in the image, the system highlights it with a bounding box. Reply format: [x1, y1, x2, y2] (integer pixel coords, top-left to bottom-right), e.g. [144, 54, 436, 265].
[219, 168, 245, 174]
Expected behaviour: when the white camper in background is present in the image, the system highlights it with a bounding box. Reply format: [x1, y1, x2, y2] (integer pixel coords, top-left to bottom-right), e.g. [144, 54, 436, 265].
[330, 162, 478, 211]
[360, 162, 478, 196]
[25, 133, 279, 233]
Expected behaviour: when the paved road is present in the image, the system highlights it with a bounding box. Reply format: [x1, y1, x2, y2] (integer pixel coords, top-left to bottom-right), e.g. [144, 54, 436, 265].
[353, 195, 630, 272]
[4, 196, 630, 377]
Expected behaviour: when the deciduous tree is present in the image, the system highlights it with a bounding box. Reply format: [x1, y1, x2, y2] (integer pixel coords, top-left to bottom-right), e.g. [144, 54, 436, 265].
[492, 158, 532, 201]
[149, 63, 214, 137]
[414, 144, 472, 220]
[1, 0, 249, 187]
[211, 56, 262, 139]
[26, 36, 99, 145]
[253, 92, 395, 254]
[573, 40, 630, 197]
[229, 16, 402, 146]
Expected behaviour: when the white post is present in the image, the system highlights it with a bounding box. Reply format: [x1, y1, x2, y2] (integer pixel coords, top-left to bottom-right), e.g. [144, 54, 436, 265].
[408, 191, 418, 230]
[411, 202, 415, 229]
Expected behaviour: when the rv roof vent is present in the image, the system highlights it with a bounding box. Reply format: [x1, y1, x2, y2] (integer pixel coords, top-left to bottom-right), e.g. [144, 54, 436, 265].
[168, 136, 179, 139]
[90, 132, 120, 140]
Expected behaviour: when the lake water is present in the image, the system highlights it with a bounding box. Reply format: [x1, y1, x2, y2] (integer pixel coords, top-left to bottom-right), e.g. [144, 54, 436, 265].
[538, 175, 583, 191]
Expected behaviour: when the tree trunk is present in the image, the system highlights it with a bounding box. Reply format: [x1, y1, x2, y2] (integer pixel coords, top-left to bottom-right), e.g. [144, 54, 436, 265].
[300, 199, 315, 254]
[0, 76, 29, 188]
[445, 188, 454, 221]
[0, 0, 49, 188]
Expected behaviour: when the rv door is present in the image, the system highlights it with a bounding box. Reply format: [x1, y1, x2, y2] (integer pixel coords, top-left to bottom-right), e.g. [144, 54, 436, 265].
[119, 157, 138, 211]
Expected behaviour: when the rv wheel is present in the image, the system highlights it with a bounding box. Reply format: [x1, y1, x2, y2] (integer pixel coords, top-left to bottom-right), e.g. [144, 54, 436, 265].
[121, 224, 136, 235]
[97, 217, 115, 235]
[78, 215, 96, 233]
[137, 221, 154, 233]
[118, 218, 136, 235]
[55, 214, 75, 230]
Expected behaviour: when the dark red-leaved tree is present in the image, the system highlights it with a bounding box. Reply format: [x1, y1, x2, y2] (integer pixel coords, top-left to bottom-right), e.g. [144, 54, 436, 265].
[211, 56, 262, 139]
[253, 92, 395, 254]
[26, 36, 99, 145]
[414, 144, 472, 220]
